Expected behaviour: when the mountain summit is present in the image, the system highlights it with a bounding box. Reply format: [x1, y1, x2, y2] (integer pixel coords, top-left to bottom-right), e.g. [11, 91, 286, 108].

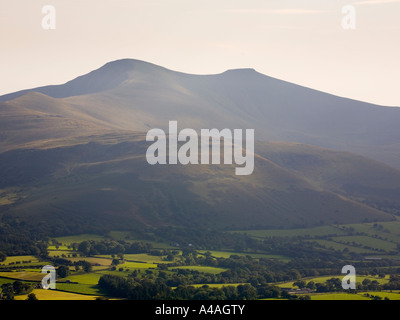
[1, 58, 399, 169]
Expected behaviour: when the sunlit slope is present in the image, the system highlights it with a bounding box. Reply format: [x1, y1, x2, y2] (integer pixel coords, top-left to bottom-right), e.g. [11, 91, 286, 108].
[1, 59, 400, 169]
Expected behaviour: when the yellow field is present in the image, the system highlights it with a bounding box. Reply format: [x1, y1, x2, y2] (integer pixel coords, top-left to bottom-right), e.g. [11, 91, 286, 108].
[14, 289, 100, 300]
[310, 293, 369, 300]
[275, 274, 390, 288]
[309, 291, 400, 300]
[67, 257, 112, 266]
[0, 271, 44, 281]
[1, 255, 39, 265]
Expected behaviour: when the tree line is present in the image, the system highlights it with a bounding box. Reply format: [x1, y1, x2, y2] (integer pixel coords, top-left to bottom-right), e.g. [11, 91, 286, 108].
[98, 274, 289, 300]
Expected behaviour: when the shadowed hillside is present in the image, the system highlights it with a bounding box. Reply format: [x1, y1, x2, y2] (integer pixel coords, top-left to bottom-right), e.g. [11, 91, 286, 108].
[0, 135, 396, 235]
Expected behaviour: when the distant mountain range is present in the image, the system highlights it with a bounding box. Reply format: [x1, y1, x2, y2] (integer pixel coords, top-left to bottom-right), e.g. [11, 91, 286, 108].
[0, 59, 399, 234]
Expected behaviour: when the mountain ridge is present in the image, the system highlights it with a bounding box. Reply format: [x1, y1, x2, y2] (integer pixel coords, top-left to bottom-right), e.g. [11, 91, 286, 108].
[1, 58, 399, 169]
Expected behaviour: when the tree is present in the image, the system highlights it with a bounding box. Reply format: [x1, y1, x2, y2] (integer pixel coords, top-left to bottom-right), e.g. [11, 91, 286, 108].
[1, 283, 14, 300]
[362, 278, 371, 289]
[0, 251, 6, 262]
[223, 286, 238, 300]
[57, 265, 70, 278]
[326, 278, 342, 291]
[78, 241, 91, 255]
[82, 261, 93, 273]
[306, 281, 316, 290]
[111, 258, 120, 266]
[237, 284, 257, 300]
[27, 293, 38, 300]
[293, 280, 306, 289]
[13, 280, 24, 295]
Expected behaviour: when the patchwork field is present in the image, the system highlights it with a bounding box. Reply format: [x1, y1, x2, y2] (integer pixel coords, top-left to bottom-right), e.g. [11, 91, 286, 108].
[14, 289, 100, 300]
[0, 271, 46, 282]
[198, 250, 289, 261]
[169, 266, 227, 274]
[232, 218, 400, 257]
[308, 291, 400, 300]
[275, 275, 391, 288]
[53, 234, 107, 245]
[2, 223, 400, 301]
[233, 225, 347, 238]
[309, 293, 370, 300]
[56, 283, 103, 295]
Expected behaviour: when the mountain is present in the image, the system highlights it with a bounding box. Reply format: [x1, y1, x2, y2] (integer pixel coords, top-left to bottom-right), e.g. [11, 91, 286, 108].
[0, 58, 399, 234]
[0, 135, 396, 235]
[1, 58, 400, 169]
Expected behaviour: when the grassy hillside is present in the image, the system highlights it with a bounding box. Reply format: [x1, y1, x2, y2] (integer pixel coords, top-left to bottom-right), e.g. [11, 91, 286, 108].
[0, 135, 395, 234]
[257, 142, 400, 215]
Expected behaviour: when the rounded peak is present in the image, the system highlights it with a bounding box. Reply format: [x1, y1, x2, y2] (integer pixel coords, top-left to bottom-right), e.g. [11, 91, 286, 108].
[220, 68, 263, 78]
[101, 58, 165, 71]
[223, 68, 257, 73]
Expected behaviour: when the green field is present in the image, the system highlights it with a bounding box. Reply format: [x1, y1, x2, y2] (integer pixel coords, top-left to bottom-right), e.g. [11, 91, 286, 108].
[169, 266, 227, 274]
[48, 250, 76, 257]
[0, 271, 45, 282]
[2, 225, 400, 301]
[53, 234, 106, 246]
[233, 225, 347, 238]
[0, 277, 15, 286]
[199, 250, 288, 261]
[1, 255, 40, 265]
[361, 291, 400, 300]
[98, 253, 172, 264]
[119, 261, 157, 269]
[231, 219, 400, 256]
[275, 274, 390, 288]
[14, 289, 100, 300]
[56, 283, 102, 295]
[308, 239, 376, 254]
[333, 235, 397, 251]
[309, 293, 370, 300]
[190, 283, 247, 288]
[308, 291, 400, 300]
[63, 272, 103, 285]
[67, 257, 112, 266]
[48, 245, 73, 251]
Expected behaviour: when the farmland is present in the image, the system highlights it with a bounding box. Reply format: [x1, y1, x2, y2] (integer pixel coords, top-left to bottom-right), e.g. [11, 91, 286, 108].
[2, 223, 400, 300]
[14, 289, 99, 300]
[233, 217, 400, 259]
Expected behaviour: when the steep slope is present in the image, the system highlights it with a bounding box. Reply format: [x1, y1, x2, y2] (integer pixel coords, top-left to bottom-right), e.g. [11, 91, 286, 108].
[0, 59, 137, 101]
[0, 96, 115, 152]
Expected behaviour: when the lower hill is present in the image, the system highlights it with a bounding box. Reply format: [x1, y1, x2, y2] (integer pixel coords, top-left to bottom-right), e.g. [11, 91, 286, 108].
[0, 133, 396, 235]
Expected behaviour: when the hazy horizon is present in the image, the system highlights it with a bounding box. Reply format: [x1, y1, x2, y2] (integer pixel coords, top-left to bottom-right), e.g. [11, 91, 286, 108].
[1, 0, 399, 106]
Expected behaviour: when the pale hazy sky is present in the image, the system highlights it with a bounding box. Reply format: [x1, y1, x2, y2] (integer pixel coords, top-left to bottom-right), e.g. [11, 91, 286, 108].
[1, 0, 399, 106]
